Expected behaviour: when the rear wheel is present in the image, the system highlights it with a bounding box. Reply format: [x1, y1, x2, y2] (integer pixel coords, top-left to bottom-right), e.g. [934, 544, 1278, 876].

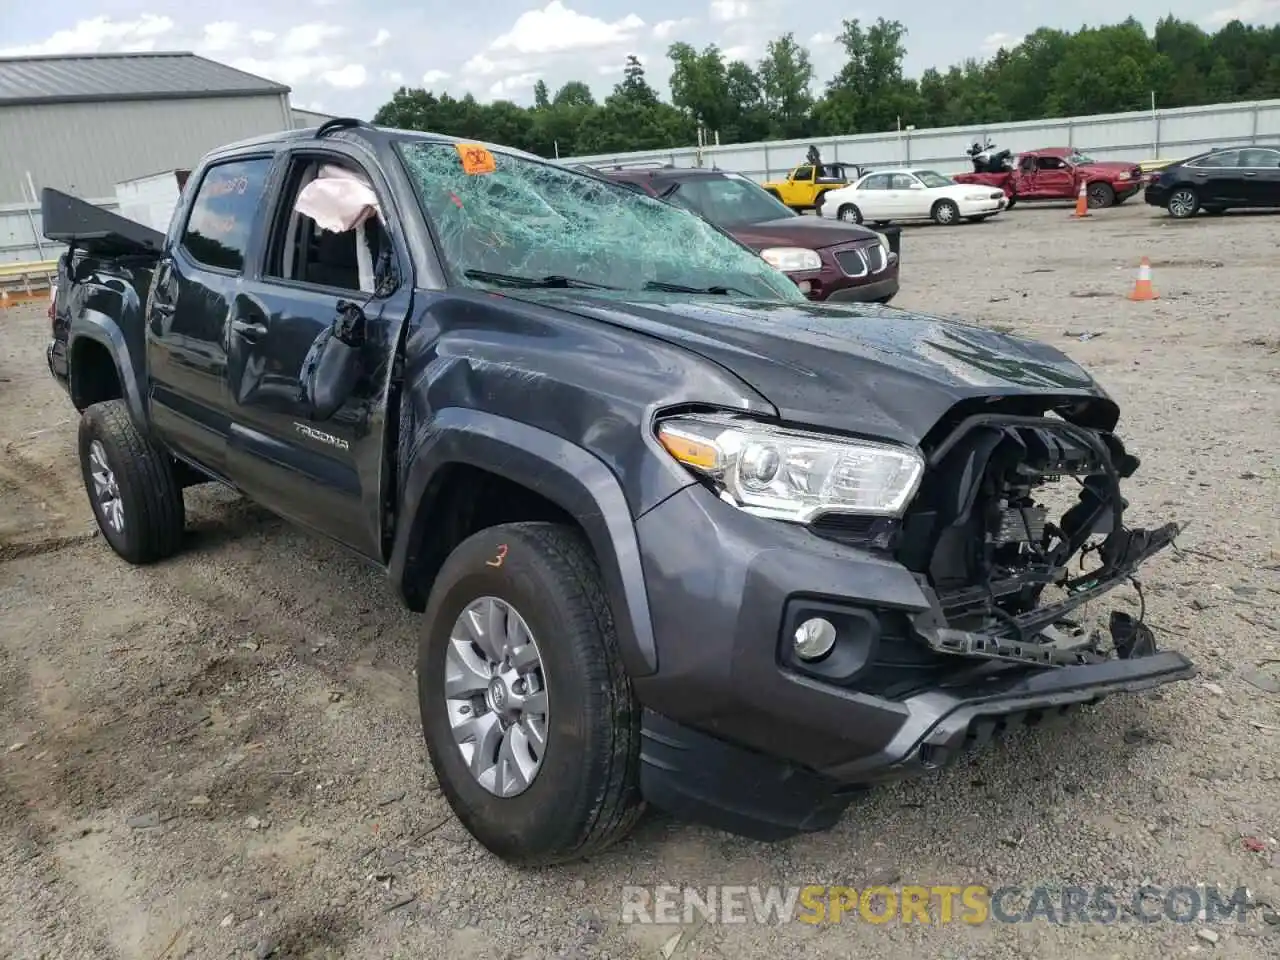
[836, 203, 863, 224]
[1168, 187, 1199, 219]
[418, 522, 643, 866]
[77, 399, 185, 564]
[931, 199, 960, 225]
[1087, 182, 1115, 208]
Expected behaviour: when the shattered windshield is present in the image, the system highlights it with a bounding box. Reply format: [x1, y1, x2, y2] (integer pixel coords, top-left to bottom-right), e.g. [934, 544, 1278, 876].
[664, 173, 796, 225]
[1066, 152, 1095, 165]
[396, 140, 805, 300]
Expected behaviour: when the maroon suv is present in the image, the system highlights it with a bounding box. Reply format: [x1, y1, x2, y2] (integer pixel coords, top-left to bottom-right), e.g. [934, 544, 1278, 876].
[583, 163, 900, 303]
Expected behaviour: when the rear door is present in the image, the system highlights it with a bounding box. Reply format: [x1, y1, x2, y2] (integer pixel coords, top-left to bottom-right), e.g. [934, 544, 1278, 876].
[1236, 147, 1280, 206]
[853, 173, 892, 219]
[221, 145, 415, 560]
[146, 153, 277, 477]
[1183, 150, 1246, 205]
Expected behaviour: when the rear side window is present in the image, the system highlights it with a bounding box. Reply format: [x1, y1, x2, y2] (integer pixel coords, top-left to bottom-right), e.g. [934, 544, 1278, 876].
[181, 157, 274, 273]
[1190, 151, 1239, 169]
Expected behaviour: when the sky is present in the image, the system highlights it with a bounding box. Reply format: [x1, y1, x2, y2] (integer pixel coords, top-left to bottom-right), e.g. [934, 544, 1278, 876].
[1, 1, 1277, 118]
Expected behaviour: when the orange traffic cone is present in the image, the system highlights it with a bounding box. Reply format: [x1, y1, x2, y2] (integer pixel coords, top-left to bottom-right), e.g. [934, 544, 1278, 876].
[1072, 182, 1090, 218]
[1127, 257, 1158, 301]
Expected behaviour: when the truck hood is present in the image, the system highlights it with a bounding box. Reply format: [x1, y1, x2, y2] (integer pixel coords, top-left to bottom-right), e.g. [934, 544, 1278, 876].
[530, 294, 1116, 445]
[727, 216, 879, 251]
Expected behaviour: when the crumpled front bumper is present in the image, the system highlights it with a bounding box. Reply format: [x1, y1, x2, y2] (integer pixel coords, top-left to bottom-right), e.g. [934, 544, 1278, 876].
[631, 482, 1196, 841]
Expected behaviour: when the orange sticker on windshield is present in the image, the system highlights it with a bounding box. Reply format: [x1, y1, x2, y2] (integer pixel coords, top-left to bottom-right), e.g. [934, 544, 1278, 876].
[456, 143, 496, 175]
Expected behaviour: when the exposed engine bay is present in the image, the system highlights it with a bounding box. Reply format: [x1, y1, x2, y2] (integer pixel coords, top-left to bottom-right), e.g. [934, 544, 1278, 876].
[897, 412, 1179, 668]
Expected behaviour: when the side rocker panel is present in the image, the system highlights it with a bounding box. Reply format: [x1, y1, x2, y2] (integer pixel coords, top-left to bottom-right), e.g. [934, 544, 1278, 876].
[388, 408, 660, 677]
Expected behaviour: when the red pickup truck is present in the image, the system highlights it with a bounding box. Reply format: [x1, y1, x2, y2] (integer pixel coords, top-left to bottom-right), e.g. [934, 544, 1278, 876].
[953, 148, 1144, 209]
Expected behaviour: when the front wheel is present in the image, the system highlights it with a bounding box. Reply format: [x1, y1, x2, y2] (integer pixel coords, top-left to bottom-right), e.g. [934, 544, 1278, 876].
[1168, 187, 1199, 219]
[932, 199, 960, 225]
[836, 203, 863, 224]
[77, 399, 185, 564]
[1087, 182, 1115, 208]
[418, 522, 643, 866]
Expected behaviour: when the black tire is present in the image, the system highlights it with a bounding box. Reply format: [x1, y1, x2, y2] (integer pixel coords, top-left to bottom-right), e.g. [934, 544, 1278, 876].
[836, 203, 863, 224]
[932, 199, 960, 225]
[1087, 181, 1114, 208]
[77, 399, 185, 564]
[1005, 196, 1018, 210]
[1167, 187, 1199, 219]
[417, 521, 643, 866]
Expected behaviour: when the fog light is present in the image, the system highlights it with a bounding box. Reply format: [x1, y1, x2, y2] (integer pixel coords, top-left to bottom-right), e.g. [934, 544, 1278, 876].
[793, 617, 837, 661]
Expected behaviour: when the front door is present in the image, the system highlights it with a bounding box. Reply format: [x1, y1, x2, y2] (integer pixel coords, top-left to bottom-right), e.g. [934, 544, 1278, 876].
[1032, 156, 1075, 198]
[145, 155, 277, 477]
[1237, 147, 1280, 206]
[223, 149, 413, 560]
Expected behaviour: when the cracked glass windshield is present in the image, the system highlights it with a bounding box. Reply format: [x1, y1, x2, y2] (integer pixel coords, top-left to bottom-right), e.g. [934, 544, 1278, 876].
[396, 140, 805, 300]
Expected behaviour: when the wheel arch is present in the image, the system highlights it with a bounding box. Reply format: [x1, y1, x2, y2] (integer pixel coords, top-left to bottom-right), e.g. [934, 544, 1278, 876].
[389, 408, 658, 677]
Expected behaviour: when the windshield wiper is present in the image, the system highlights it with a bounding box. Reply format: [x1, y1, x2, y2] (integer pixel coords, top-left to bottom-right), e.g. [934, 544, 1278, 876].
[642, 280, 753, 297]
[464, 269, 616, 290]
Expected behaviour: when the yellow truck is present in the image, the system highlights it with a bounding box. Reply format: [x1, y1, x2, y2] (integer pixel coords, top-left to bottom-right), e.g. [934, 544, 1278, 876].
[761, 162, 862, 212]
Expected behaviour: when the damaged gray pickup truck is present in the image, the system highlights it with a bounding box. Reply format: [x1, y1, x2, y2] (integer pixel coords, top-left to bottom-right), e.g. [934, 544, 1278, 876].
[44, 118, 1195, 866]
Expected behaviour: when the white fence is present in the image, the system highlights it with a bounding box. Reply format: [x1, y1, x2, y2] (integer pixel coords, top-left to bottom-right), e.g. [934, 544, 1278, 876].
[563, 98, 1280, 181]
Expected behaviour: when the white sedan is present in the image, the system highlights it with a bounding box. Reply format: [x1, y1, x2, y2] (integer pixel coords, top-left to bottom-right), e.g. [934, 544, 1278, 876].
[819, 168, 1008, 226]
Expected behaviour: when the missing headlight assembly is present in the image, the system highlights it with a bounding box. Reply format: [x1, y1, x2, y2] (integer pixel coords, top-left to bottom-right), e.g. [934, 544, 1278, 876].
[896, 412, 1179, 668]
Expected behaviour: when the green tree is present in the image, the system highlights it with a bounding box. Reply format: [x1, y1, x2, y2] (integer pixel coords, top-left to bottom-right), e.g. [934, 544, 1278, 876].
[757, 33, 814, 138]
[552, 81, 595, 109]
[533, 79, 550, 110]
[667, 42, 732, 134]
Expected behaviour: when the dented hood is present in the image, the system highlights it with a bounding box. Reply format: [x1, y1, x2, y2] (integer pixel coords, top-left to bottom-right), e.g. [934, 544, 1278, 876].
[533, 294, 1115, 444]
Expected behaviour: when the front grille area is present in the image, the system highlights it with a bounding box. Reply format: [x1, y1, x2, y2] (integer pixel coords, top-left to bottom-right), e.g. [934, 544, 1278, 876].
[833, 242, 887, 278]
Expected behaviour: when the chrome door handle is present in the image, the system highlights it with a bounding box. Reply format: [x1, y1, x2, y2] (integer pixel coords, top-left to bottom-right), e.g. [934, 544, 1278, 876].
[231, 319, 267, 340]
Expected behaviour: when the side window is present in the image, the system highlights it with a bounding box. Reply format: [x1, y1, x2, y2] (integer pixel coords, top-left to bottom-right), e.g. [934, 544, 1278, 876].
[1036, 156, 1064, 170]
[1191, 151, 1239, 169]
[1239, 148, 1280, 168]
[1019, 156, 1037, 173]
[860, 174, 890, 190]
[889, 174, 916, 189]
[264, 156, 395, 294]
[792, 166, 814, 181]
[181, 158, 274, 273]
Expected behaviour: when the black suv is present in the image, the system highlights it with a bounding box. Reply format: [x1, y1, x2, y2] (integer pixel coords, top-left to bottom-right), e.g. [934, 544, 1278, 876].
[44, 119, 1194, 866]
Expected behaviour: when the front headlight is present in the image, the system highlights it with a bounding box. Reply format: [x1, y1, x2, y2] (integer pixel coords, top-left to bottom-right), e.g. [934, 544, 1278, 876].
[656, 413, 925, 522]
[760, 247, 822, 273]
[1117, 172, 1131, 180]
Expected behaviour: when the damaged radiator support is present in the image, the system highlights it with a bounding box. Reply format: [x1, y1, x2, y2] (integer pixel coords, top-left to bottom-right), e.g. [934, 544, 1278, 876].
[901, 411, 1180, 668]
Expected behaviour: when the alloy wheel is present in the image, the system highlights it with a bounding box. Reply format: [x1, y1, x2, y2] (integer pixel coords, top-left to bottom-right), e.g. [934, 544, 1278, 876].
[88, 440, 124, 534]
[444, 596, 550, 798]
[1169, 189, 1197, 218]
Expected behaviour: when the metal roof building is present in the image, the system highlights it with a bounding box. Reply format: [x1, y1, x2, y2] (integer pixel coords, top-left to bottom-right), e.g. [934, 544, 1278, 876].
[0, 52, 294, 207]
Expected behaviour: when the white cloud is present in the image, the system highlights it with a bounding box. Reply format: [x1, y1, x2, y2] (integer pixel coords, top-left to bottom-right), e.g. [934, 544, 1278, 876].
[382, 69, 405, 84]
[281, 23, 344, 54]
[370, 28, 391, 48]
[322, 63, 367, 89]
[982, 31, 1015, 53]
[200, 22, 240, 53]
[709, 0, 750, 22]
[463, 53, 502, 76]
[249, 29, 276, 44]
[422, 69, 451, 84]
[0, 14, 174, 56]
[809, 31, 835, 45]
[489, 72, 542, 97]
[489, 1, 644, 55]
[722, 44, 752, 62]
[1202, 0, 1280, 27]
[653, 18, 695, 39]
[230, 55, 340, 86]
[597, 63, 623, 75]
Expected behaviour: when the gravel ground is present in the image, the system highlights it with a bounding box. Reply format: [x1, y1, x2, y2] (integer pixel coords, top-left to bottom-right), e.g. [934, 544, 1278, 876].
[1, 200, 1277, 960]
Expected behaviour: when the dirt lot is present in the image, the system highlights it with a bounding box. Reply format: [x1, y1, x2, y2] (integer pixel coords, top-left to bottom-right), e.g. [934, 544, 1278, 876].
[1, 200, 1278, 960]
